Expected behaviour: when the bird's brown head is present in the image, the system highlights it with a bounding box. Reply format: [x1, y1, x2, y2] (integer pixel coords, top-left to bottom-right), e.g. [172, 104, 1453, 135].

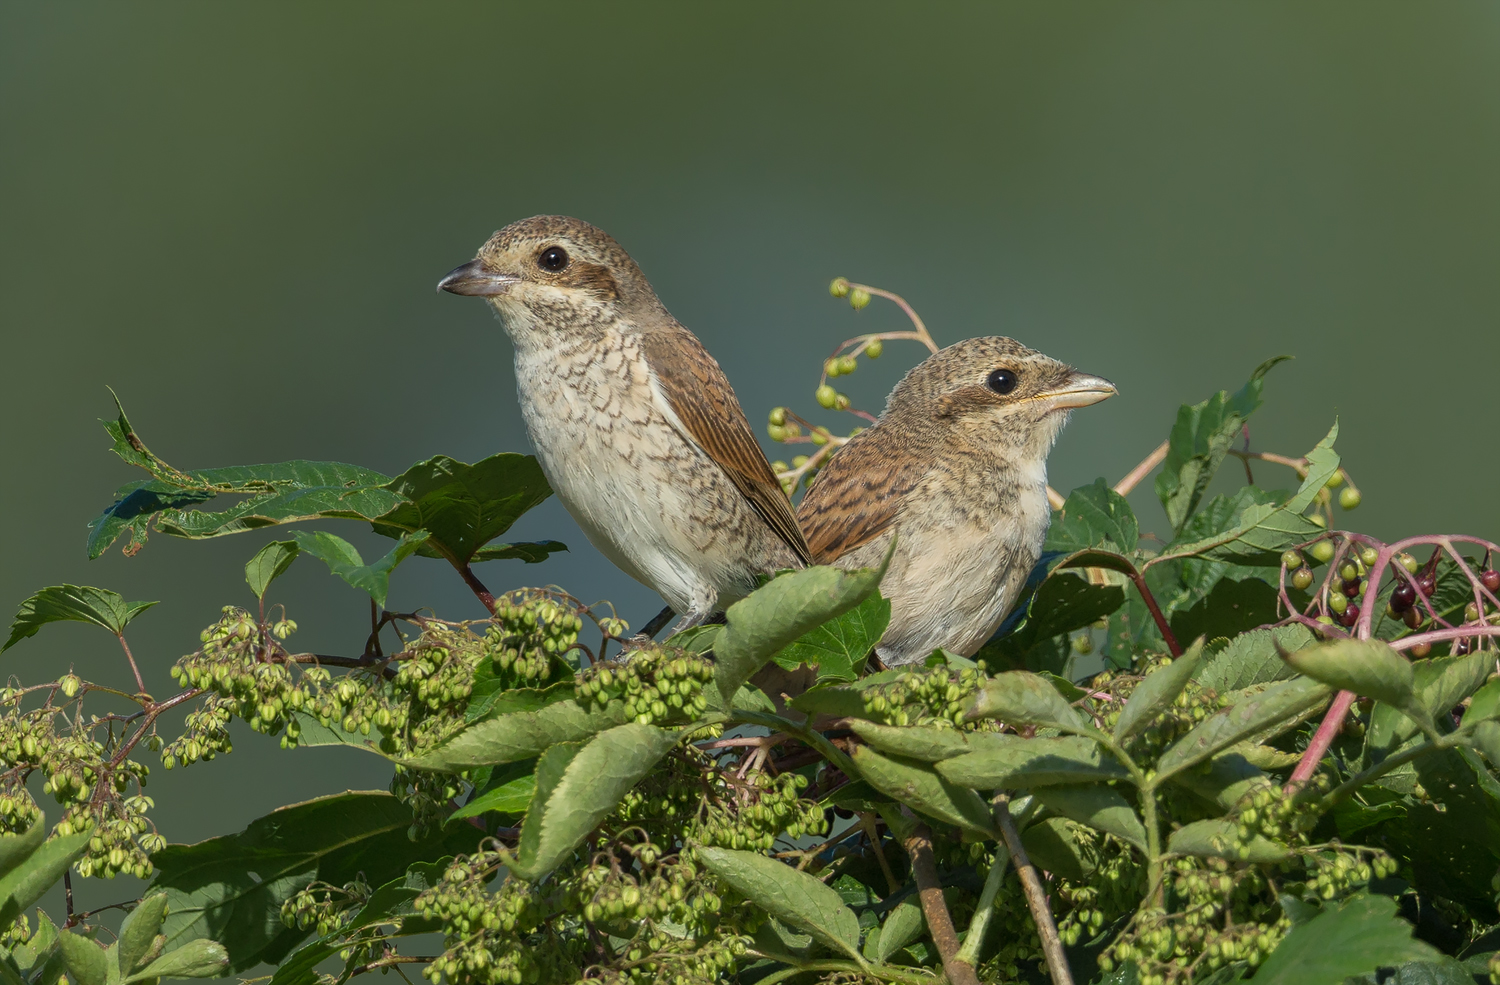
[437, 216, 662, 332]
[886, 336, 1116, 455]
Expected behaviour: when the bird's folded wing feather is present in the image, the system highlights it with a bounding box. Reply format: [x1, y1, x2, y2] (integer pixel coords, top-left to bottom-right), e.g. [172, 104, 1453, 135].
[796, 429, 928, 563]
[643, 331, 812, 565]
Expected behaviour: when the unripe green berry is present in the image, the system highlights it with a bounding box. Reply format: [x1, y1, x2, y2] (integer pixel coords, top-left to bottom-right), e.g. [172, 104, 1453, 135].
[829, 277, 850, 298]
[1281, 550, 1302, 570]
[1339, 487, 1362, 510]
[865, 338, 883, 358]
[815, 384, 838, 409]
[1310, 541, 1336, 564]
[1291, 567, 1314, 591]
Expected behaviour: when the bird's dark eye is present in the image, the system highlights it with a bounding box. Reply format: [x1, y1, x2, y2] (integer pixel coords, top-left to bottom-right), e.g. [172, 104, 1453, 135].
[537, 246, 569, 272]
[987, 368, 1019, 395]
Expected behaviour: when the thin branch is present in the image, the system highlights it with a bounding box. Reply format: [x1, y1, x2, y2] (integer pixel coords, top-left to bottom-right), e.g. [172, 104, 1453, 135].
[116, 635, 147, 696]
[861, 812, 900, 896]
[1114, 440, 1170, 497]
[901, 813, 979, 985]
[954, 839, 1012, 967]
[1125, 566, 1183, 657]
[995, 797, 1074, 985]
[1285, 690, 1354, 792]
[453, 563, 497, 614]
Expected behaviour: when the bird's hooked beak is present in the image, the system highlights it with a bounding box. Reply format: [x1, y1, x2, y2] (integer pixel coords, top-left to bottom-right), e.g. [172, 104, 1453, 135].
[1038, 372, 1117, 412]
[437, 259, 519, 297]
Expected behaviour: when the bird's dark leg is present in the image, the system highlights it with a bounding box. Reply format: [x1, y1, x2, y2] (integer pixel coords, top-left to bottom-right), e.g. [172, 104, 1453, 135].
[639, 605, 676, 640]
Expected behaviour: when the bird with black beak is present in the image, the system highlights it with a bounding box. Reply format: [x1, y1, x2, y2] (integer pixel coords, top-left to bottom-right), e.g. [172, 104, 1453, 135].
[438, 216, 810, 635]
[797, 336, 1116, 666]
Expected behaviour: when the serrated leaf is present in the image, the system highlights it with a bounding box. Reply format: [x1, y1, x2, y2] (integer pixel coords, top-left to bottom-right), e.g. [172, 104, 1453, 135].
[772, 592, 890, 683]
[696, 847, 861, 959]
[124, 939, 228, 982]
[1251, 893, 1437, 985]
[851, 746, 995, 836]
[936, 736, 1129, 788]
[405, 689, 630, 771]
[150, 791, 478, 971]
[847, 720, 994, 762]
[57, 932, 108, 985]
[1115, 638, 1206, 741]
[0, 829, 91, 925]
[1168, 818, 1289, 862]
[1035, 783, 1147, 851]
[117, 894, 169, 977]
[1170, 577, 1281, 646]
[1194, 625, 1311, 691]
[470, 540, 568, 564]
[1370, 650, 1494, 758]
[1281, 638, 1414, 709]
[1155, 356, 1289, 532]
[450, 770, 535, 820]
[714, 562, 886, 706]
[291, 528, 429, 608]
[3, 586, 158, 653]
[0, 819, 45, 882]
[964, 671, 1088, 733]
[372, 453, 552, 566]
[1155, 677, 1330, 782]
[1047, 479, 1140, 554]
[874, 896, 925, 963]
[244, 541, 299, 601]
[1166, 751, 1268, 812]
[981, 565, 1125, 674]
[1463, 678, 1500, 726]
[511, 724, 676, 880]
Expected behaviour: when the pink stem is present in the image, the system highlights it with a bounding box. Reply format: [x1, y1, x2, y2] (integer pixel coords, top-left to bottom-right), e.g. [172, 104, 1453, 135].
[1286, 690, 1355, 792]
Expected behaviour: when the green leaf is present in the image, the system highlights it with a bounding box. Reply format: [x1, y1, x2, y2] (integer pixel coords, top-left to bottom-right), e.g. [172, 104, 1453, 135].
[1154, 356, 1289, 532]
[124, 940, 229, 982]
[714, 561, 886, 706]
[150, 791, 478, 971]
[980, 566, 1125, 674]
[1166, 751, 1268, 812]
[1463, 678, 1500, 726]
[1287, 422, 1342, 514]
[1281, 638, 1415, 709]
[405, 689, 630, 770]
[511, 723, 676, 880]
[874, 896, 925, 964]
[1348, 957, 1485, 985]
[1021, 817, 1092, 882]
[57, 932, 108, 985]
[936, 736, 1130, 788]
[1169, 577, 1281, 646]
[0, 820, 45, 881]
[964, 671, 1089, 733]
[1176, 486, 1287, 596]
[372, 453, 553, 566]
[846, 720, 993, 762]
[0, 829, 91, 925]
[1251, 893, 1437, 985]
[1369, 650, 1494, 758]
[291, 528, 429, 607]
[1046, 479, 1140, 554]
[1035, 783, 1147, 851]
[850, 746, 995, 836]
[696, 847, 861, 959]
[1114, 637, 1206, 741]
[244, 541, 299, 601]
[470, 540, 568, 564]
[1385, 748, 1500, 917]
[1155, 677, 1331, 782]
[117, 893, 169, 977]
[1168, 818, 1290, 862]
[3, 586, 158, 653]
[772, 592, 890, 683]
[1194, 625, 1311, 691]
[450, 770, 535, 820]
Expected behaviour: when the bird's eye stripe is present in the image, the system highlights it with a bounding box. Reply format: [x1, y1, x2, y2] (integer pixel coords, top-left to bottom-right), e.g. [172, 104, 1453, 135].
[987, 368, 1019, 394]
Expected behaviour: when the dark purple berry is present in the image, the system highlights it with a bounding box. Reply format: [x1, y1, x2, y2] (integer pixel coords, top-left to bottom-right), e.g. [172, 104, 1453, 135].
[1403, 606, 1423, 629]
[1391, 583, 1416, 613]
[1483, 570, 1500, 593]
[1343, 580, 1362, 598]
[1417, 574, 1437, 597]
[1340, 603, 1360, 628]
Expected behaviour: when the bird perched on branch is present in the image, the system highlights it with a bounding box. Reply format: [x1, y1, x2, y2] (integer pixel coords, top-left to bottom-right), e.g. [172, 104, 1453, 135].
[438, 216, 810, 633]
[797, 337, 1115, 666]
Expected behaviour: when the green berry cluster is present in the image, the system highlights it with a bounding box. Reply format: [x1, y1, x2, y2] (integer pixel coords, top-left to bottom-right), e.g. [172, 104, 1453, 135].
[693, 771, 826, 852]
[281, 876, 372, 938]
[858, 663, 991, 728]
[1094, 657, 1228, 763]
[575, 647, 713, 726]
[170, 607, 303, 750]
[1052, 830, 1148, 949]
[485, 594, 581, 687]
[160, 697, 234, 768]
[0, 687, 157, 879]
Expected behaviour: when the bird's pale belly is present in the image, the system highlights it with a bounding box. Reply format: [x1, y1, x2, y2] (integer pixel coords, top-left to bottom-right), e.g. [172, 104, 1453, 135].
[512, 347, 759, 617]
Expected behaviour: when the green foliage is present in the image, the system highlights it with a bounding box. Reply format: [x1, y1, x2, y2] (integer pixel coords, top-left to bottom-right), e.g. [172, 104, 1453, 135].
[8, 339, 1500, 985]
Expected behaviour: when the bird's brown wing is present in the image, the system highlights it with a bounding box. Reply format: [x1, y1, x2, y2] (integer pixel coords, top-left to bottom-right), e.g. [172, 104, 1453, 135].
[643, 330, 812, 565]
[796, 429, 928, 563]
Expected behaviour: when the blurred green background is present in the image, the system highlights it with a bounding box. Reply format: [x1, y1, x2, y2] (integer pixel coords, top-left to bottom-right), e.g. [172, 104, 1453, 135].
[3, 1, 1498, 919]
